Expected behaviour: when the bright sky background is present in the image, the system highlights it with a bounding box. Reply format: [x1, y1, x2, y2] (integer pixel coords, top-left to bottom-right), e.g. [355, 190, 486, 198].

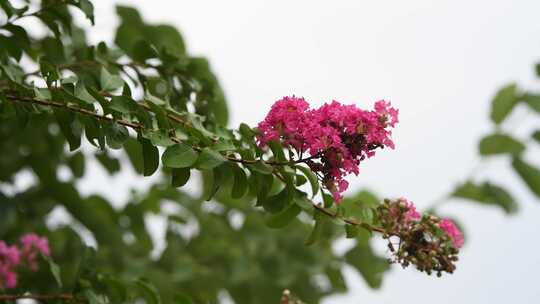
[85, 1, 540, 302]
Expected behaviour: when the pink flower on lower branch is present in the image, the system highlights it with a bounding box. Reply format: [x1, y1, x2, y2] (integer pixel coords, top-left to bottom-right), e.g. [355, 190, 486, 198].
[439, 219, 464, 248]
[20, 233, 51, 271]
[0, 241, 20, 289]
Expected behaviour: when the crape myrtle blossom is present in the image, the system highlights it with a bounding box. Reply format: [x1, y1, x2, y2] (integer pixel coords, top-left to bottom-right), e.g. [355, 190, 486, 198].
[0, 234, 51, 289]
[439, 218, 465, 248]
[0, 241, 20, 289]
[20, 233, 51, 271]
[378, 199, 464, 276]
[257, 96, 399, 201]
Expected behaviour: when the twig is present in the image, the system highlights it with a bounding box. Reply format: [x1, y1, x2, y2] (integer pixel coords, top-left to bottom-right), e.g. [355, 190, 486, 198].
[0, 293, 84, 303]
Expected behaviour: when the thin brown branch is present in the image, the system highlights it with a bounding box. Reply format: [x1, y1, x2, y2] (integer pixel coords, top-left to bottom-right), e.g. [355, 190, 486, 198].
[6, 94, 143, 131]
[0, 293, 84, 303]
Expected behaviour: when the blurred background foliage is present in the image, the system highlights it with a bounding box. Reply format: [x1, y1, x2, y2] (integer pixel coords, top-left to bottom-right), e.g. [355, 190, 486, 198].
[0, 0, 539, 303]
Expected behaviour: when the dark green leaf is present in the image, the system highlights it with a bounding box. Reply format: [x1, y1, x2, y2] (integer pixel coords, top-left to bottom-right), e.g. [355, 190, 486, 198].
[95, 152, 121, 174]
[74, 0, 95, 24]
[532, 130, 540, 143]
[248, 160, 273, 175]
[512, 157, 540, 198]
[340, 190, 380, 225]
[522, 93, 540, 113]
[231, 166, 248, 199]
[104, 122, 129, 149]
[173, 295, 193, 304]
[133, 40, 158, 62]
[68, 151, 85, 178]
[490, 83, 518, 124]
[43, 255, 62, 288]
[135, 279, 161, 304]
[479, 133, 525, 156]
[297, 165, 319, 197]
[268, 140, 287, 162]
[54, 109, 82, 151]
[345, 225, 359, 238]
[207, 164, 228, 201]
[305, 211, 326, 246]
[266, 203, 301, 228]
[452, 181, 518, 213]
[195, 148, 226, 170]
[325, 266, 347, 292]
[100, 67, 124, 91]
[140, 137, 159, 176]
[261, 187, 290, 214]
[345, 235, 389, 288]
[172, 168, 190, 187]
[109, 96, 138, 114]
[162, 143, 198, 168]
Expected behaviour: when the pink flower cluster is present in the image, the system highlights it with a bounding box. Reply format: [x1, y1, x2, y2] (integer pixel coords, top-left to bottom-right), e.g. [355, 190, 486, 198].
[401, 198, 421, 222]
[257, 96, 398, 201]
[0, 233, 50, 289]
[400, 199, 464, 249]
[439, 219, 465, 248]
[0, 242, 20, 289]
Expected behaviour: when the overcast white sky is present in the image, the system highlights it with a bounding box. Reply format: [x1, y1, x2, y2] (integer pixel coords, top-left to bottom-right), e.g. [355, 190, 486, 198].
[84, 1, 540, 303]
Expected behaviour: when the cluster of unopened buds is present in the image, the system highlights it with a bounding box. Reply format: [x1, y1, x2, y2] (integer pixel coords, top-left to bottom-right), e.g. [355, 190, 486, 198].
[0, 233, 50, 289]
[377, 198, 464, 276]
[257, 96, 398, 202]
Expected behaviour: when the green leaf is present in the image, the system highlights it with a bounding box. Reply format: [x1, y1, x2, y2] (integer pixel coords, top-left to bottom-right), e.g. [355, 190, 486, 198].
[43, 255, 62, 288]
[248, 160, 273, 175]
[479, 133, 525, 156]
[325, 266, 347, 293]
[54, 108, 82, 151]
[195, 148, 226, 170]
[239, 123, 254, 139]
[339, 190, 380, 224]
[266, 202, 301, 228]
[522, 93, 540, 113]
[68, 151, 85, 178]
[512, 157, 540, 198]
[207, 164, 228, 201]
[140, 137, 159, 176]
[162, 143, 198, 168]
[345, 225, 359, 238]
[144, 24, 186, 56]
[261, 187, 290, 214]
[305, 211, 326, 246]
[172, 168, 190, 187]
[135, 279, 161, 304]
[104, 122, 129, 149]
[490, 83, 519, 124]
[532, 130, 540, 143]
[452, 181, 518, 214]
[82, 289, 107, 304]
[345, 235, 389, 289]
[231, 166, 248, 199]
[132, 40, 158, 62]
[74, 82, 97, 104]
[100, 67, 124, 92]
[268, 140, 287, 162]
[173, 295, 193, 304]
[109, 96, 138, 114]
[297, 165, 319, 197]
[74, 0, 95, 24]
[95, 152, 121, 174]
[124, 138, 144, 174]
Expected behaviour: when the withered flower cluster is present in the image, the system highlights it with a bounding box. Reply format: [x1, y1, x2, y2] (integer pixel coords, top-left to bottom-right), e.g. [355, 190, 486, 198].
[376, 198, 462, 276]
